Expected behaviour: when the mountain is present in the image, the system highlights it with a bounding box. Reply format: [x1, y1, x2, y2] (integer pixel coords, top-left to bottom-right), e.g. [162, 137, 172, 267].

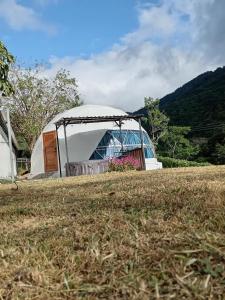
[134, 67, 225, 163]
[135, 67, 225, 135]
[160, 67, 225, 133]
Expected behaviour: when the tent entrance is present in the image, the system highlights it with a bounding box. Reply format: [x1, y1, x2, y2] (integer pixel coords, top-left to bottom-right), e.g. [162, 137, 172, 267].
[43, 131, 58, 173]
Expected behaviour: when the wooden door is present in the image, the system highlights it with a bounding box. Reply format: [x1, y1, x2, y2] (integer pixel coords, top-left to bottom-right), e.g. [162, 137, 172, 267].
[43, 131, 58, 172]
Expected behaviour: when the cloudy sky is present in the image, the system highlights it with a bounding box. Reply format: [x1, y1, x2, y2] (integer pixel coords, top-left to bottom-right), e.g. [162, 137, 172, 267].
[0, 0, 225, 110]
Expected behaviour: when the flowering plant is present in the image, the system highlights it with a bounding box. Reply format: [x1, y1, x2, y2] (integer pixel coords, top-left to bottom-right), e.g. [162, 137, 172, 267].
[109, 155, 141, 172]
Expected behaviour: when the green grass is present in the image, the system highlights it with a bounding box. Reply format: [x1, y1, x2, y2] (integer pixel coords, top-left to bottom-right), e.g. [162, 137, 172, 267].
[0, 166, 225, 299]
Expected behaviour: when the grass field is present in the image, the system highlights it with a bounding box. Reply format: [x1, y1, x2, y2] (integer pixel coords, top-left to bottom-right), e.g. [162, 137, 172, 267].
[1, 166, 225, 299]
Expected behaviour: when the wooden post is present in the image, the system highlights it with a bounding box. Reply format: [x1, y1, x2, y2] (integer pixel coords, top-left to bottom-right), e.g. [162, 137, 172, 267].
[55, 125, 62, 177]
[138, 118, 146, 170]
[63, 121, 70, 176]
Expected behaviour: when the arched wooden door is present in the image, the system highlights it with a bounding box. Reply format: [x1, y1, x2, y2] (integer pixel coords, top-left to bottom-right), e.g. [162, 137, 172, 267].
[43, 131, 58, 173]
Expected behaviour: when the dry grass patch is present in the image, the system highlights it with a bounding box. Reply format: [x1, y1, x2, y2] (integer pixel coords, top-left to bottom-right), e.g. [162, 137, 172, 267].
[0, 166, 225, 299]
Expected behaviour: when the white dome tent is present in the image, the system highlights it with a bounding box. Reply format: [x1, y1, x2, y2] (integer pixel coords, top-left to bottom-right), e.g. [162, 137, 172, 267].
[30, 105, 162, 178]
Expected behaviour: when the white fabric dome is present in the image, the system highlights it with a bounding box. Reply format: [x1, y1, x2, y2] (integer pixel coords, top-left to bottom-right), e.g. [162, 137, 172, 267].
[30, 105, 161, 178]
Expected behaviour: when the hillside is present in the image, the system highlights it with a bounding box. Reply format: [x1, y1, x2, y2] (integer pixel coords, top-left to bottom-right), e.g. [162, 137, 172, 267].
[135, 67, 225, 134]
[1, 167, 225, 299]
[134, 67, 225, 163]
[160, 67, 225, 132]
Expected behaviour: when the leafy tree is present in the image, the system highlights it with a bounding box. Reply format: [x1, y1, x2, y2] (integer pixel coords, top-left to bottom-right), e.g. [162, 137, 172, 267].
[158, 126, 199, 160]
[7, 66, 81, 153]
[205, 130, 225, 164]
[143, 97, 169, 148]
[214, 143, 225, 164]
[0, 41, 14, 96]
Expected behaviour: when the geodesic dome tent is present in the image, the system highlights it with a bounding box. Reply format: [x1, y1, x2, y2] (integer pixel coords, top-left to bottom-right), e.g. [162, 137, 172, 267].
[30, 105, 162, 178]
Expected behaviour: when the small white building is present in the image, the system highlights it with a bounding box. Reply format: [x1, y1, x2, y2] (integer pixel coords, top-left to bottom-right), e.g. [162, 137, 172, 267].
[0, 109, 18, 179]
[30, 105, 162, 178]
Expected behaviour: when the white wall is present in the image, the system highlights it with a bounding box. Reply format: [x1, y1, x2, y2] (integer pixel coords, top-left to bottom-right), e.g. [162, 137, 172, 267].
[0, 129, 17, 179]
[30, 128, 107, 177]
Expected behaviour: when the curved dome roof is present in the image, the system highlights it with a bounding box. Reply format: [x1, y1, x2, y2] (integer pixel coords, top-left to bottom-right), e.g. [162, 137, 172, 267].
[47, 105, 126, 125]
[43, 104, 134, 133]
[63, 104, 127, 117]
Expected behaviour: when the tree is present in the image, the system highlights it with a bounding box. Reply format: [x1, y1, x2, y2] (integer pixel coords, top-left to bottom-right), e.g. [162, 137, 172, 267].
[0, 41, 14, 97]
[7, 66, 81, 153]
[213, 143, 225, 164]
[158, 126, 199, 160]
[143, 97, 169, 147]
[206, 130, 225, 164]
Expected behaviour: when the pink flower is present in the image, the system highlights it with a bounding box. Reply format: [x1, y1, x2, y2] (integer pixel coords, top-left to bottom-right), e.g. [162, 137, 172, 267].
[108, 155, 141, 172]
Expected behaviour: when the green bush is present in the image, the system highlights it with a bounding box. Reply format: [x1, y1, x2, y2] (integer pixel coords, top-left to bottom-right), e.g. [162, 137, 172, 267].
[0, 179, 12, 184]
[158, 156, 211, 168]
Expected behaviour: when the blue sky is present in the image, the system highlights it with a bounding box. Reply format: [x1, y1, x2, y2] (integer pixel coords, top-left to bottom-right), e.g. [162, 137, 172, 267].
[1, 0, 143, 62]
[0, 0, 224, 110]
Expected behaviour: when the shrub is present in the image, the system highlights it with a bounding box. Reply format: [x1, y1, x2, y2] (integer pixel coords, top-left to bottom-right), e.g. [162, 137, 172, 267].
[0, 179, 12, 184]
[158, 156, 211, 168]
[109, 156, 140, 172]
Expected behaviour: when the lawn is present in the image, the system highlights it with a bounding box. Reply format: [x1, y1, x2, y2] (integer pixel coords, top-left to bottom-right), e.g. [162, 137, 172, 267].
[0, 166, 225, 299]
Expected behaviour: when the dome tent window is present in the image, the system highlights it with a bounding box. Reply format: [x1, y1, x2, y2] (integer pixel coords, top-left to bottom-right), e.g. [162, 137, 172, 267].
[30, 105, 162, 179]
[90, 130, 154, 160]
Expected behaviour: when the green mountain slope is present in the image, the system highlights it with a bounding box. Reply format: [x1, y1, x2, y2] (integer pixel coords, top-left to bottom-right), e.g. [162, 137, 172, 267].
[160, 67, 225, 133]
[134, 67, 225, 163]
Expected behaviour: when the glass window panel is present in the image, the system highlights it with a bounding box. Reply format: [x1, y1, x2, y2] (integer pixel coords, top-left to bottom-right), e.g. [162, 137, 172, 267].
[89, 129, 155, 160]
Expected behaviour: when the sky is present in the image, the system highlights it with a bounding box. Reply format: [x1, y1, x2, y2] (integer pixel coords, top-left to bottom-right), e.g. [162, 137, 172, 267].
[0, 0, 225, 110]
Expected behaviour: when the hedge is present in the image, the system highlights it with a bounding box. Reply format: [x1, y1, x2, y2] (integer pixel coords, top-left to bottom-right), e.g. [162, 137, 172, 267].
[157, 156, 211, 168]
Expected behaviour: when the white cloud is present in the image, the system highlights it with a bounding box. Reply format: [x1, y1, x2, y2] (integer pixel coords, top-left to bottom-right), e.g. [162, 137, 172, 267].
[123, 4, 177, 45]
[43, 0, 225, 111]
[0, 0, 56, 34]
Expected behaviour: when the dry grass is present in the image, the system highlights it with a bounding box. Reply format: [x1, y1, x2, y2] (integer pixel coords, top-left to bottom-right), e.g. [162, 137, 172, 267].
[1, 166, 225, 299]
